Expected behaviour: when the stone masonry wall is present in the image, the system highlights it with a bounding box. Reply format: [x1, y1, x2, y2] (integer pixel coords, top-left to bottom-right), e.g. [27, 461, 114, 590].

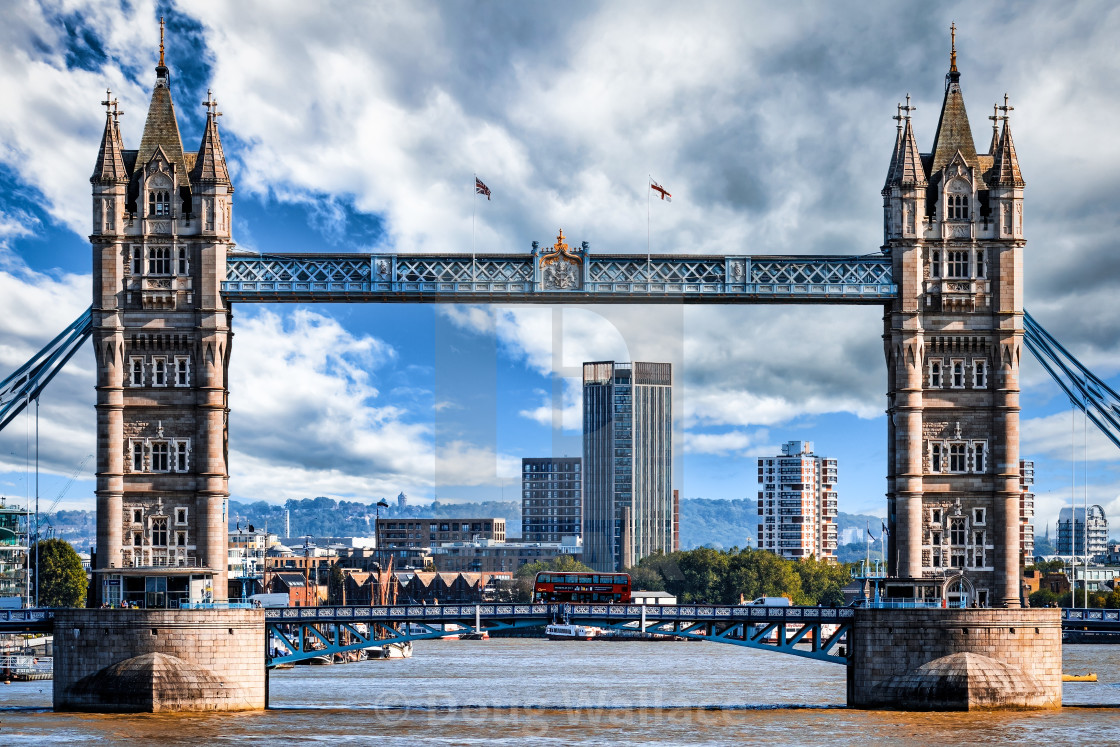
[848, 608, 1061, 709]
[53, 609, 265, 712]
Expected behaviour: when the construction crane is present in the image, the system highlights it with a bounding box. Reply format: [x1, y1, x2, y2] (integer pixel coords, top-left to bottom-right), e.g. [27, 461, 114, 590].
[40, 454, 93, 539]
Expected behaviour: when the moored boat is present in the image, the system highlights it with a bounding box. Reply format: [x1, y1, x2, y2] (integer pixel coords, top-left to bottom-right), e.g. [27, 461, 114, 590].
[545, 623, 599, 641]
[365, 641, 414, 659]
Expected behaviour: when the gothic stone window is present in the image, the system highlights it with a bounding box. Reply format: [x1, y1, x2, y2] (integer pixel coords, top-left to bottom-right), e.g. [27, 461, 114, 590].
[176, 507, 187, 525]
[929, 360, 943, 388]
[946, 250, 969, 278]
[973, 359, 987, 388]
[975, 249, 986, 278]
[175, 356, 190, 386]
[930, 248, 942, 278]
[130, 357, 144, 387]
[175, 441, 189, 472]
[149, 189, 171, 217]
[949, 442, 967, 472]
[148, 246, 171, 275]
[152, 357, 167, 387]
[131, 245, 142, 274]
[972, 441, 987, 473]
[946, 179, 970, 221]
[151, 442, 170, 472]
[177, 245, 188, 275]
[151, 517, 168, 547]
[131, 441, 144, 472]
[951, 360, 965, 388]
[930, 442, 943, 473]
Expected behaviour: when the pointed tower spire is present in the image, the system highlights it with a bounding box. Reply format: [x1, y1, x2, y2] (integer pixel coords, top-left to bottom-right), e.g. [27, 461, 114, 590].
[987, 103, 1000, 155]
[92, 89, 128, 184]
[884, 102, 904, 189]
[891, 96, 926, 186]
[990, 94, 1025, 187]
[930, 25, 977, 173]
[138, 16, 189, 176]
[192, 90, 232, 187]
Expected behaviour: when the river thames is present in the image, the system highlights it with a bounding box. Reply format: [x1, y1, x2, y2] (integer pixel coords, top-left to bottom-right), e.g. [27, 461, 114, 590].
[2, 639, 1119, 744]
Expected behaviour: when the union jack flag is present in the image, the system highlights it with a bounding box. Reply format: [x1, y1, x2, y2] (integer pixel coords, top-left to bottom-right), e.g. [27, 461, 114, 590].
[475, 177, 491, 200]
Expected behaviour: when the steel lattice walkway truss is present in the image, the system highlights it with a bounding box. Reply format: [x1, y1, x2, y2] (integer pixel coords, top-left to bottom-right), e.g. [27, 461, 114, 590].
[220, 251, 896, 304]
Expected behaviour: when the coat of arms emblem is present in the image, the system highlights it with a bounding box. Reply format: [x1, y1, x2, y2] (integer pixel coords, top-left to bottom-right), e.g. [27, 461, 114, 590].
[539, 229, 582, 290]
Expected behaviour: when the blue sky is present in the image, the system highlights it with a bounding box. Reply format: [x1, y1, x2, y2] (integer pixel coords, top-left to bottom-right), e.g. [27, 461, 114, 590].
[1, 1, 1119, 542]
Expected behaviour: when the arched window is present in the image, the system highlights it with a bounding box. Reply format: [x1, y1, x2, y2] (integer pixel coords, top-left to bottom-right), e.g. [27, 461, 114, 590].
[151, 518, 168, 547]
[945, 180, 970, 221]
[149, 190, 171, 216]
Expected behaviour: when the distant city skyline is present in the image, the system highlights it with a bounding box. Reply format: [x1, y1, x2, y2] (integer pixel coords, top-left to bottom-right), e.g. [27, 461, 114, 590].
[0, 3, 1118, 544]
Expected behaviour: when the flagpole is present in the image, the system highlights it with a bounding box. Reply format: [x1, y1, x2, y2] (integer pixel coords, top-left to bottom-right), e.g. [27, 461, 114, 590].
[646, 175, 651, 285]
[472, 173, 477, 283]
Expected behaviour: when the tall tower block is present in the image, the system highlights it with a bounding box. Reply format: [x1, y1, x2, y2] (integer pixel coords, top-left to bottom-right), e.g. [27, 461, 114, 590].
[883, 30, 1026, 607]
[91, 25, 234, 605]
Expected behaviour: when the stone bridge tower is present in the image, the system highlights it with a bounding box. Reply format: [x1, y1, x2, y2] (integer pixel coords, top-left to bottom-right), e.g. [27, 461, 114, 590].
[883, 34, 1026, 608]
[90, 28, 233, 605]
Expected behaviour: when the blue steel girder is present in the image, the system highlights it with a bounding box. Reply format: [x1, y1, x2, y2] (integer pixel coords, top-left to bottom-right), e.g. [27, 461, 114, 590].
[575, 605, 851, 663]
[0, 308, 93, 431]
[221, 252, 896, 304]
[0, 608, 54, 634]
[264, 603, 854, 665]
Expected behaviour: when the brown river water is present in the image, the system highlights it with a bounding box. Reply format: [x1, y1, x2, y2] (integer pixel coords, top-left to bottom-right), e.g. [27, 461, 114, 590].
[1, 639, 1119, 745]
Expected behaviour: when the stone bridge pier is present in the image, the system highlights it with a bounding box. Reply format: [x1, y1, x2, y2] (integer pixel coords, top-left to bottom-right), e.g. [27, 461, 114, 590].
[847, 608, 1062, 709]
[53, 609, 265, 712]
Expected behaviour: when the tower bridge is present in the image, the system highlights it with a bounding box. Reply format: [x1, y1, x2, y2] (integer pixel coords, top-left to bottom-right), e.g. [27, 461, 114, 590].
[0, 29, 1116, 711]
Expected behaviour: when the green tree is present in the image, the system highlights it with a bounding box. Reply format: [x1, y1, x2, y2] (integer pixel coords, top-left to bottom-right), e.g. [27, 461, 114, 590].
[792, 557, 853, 606]
[1028, 589, 1058, 608]
[31, 539, 87, 608]
[724, 548, 802, 605]
[327, 562, 345, 605]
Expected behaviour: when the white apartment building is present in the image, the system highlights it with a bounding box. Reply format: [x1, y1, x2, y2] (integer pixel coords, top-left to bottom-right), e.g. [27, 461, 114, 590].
[756, 441, 838, 561]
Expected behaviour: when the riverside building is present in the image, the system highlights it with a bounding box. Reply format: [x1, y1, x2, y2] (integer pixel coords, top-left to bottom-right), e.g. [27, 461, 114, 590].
[522, 457, 581, 543]
[1056, 505, 1108, 557]
[582, 361, 674, 571]
[757, 441, 838, 560]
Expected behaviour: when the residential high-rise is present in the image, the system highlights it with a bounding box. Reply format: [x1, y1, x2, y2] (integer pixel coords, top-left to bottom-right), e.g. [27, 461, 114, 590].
[1056, 506, 1108, 557]
[1019, 459, 1035, 563]
[522, 457, 582, 543]
[756, 441, 838, 560]
[582, 361, 673, 571]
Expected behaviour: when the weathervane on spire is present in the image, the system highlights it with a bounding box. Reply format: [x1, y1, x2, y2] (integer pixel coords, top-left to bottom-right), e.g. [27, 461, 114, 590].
[101, 88, 115, 116]
[892, 102, 903, 130]
[950, 22, 957, 73]
[159, 16, 166, 67]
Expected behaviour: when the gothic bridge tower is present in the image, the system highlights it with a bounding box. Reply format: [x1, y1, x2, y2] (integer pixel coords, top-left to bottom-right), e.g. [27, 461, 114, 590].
[90, 24, 234, 604]
[883, 31, 1026, 608]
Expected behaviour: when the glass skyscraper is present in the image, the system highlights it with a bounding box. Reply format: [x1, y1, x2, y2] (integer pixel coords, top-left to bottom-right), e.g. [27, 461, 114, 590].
[582, 361, 673, 571]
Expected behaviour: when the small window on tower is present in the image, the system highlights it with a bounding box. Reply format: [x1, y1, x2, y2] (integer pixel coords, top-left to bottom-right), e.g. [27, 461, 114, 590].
[175, 357, 190, 387]
[947, 251, 969, 278]
[930, 249, 942, 278]
[152, 358, 167, 387]
[131, 245, 143, 275]
[130, 357, 144, 387]
[930, 442, 943, 473]
[975, 249, 985, 278]
[177, 246, 188, 275]
[150, 190, 171, 217]
[973, 359, 987, 388]
[951, 360, 965, 388]
[175, 441, 189, 472]
[132, 442, 144, 472]
[929, 360, 943, 388]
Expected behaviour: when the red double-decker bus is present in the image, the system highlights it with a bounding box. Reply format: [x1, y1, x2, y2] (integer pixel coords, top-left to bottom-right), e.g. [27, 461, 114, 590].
[532, 572, 631, 603]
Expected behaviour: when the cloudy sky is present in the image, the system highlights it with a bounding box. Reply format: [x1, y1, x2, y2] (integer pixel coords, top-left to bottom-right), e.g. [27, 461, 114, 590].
[1, 1, 1119, 540]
